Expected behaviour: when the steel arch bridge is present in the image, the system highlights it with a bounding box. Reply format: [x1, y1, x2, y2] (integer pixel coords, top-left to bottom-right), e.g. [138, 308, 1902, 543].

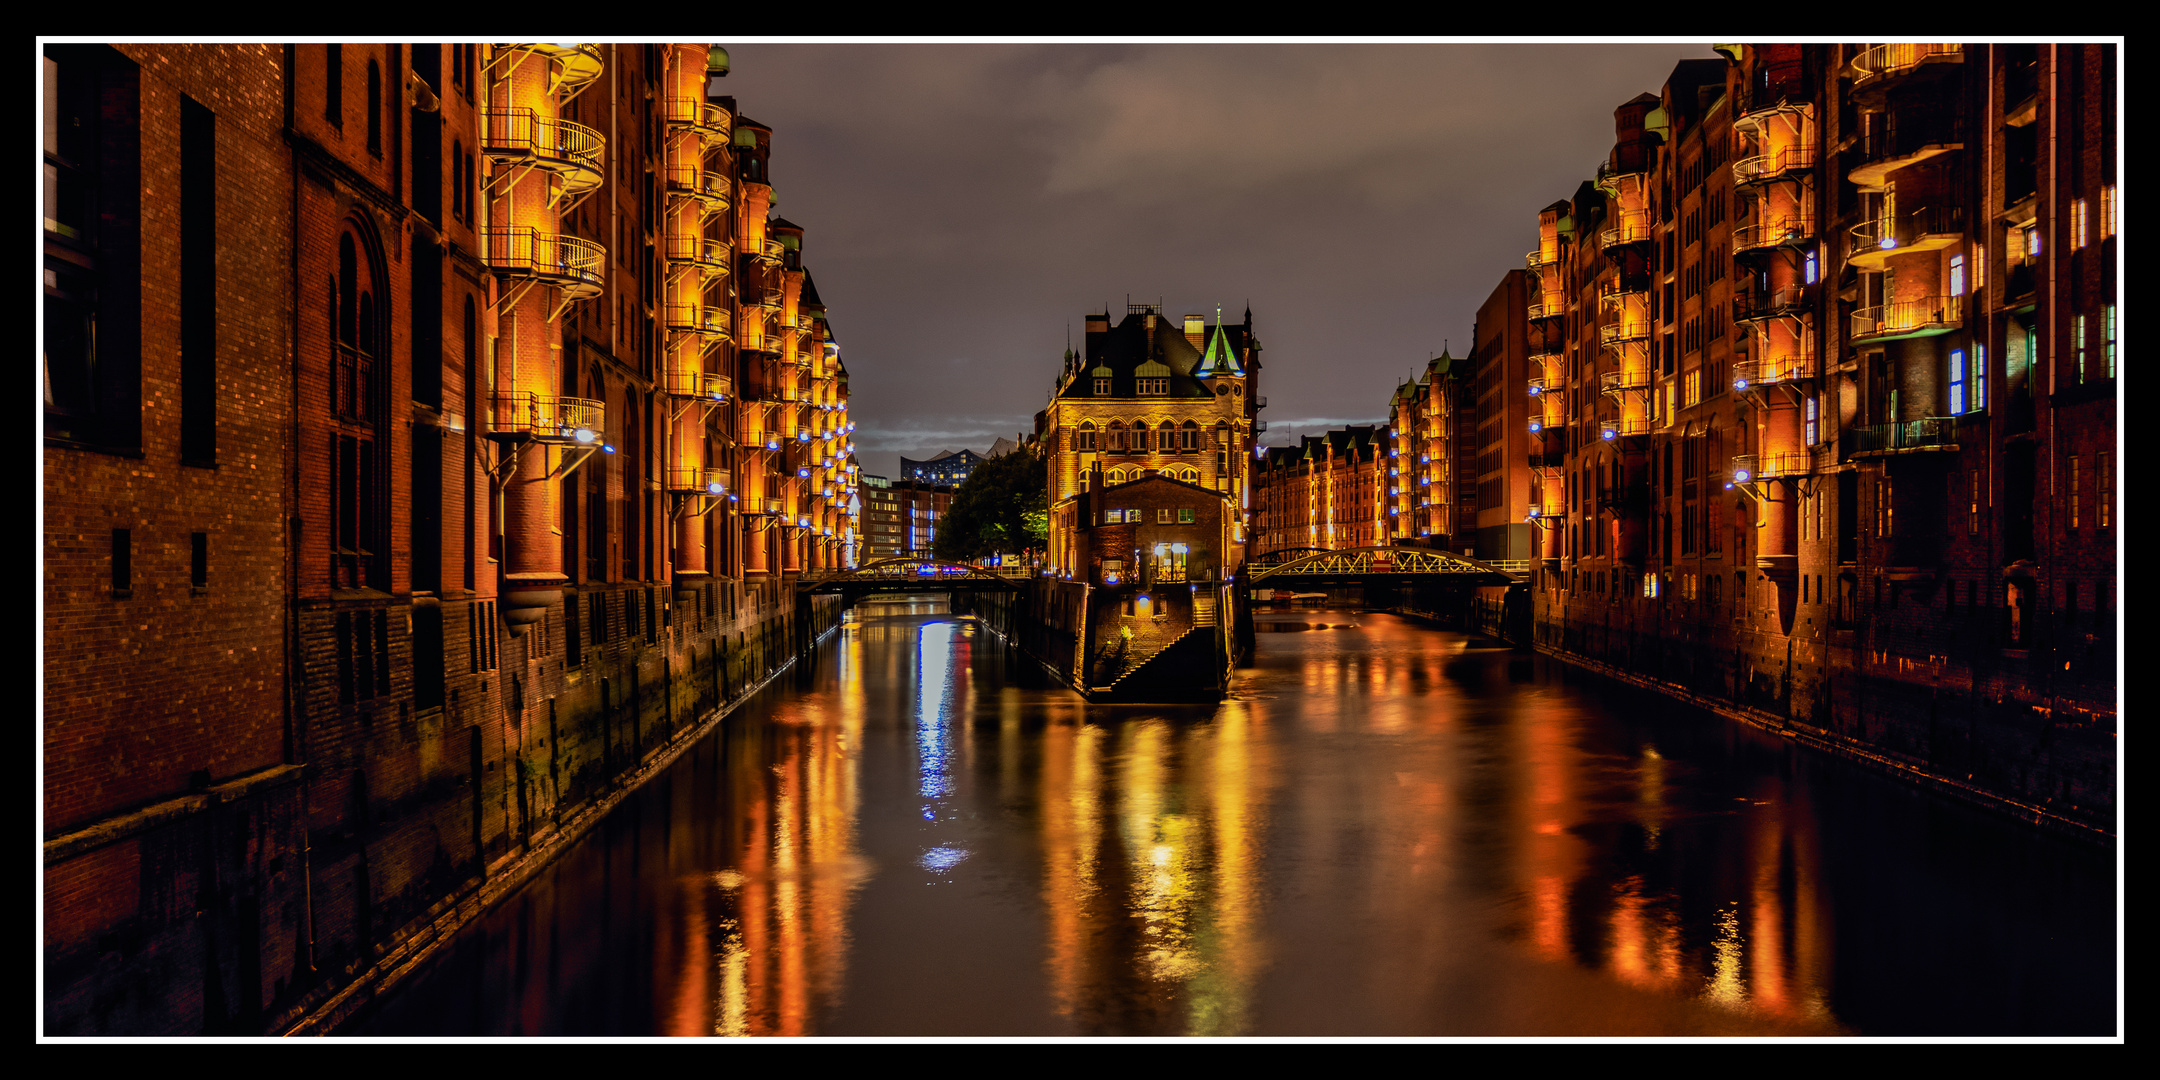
[1245, 546, 1528, 588]
[799, 557, 1026, 600]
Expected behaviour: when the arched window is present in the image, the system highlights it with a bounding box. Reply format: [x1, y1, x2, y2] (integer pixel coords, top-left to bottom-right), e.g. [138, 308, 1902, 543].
[1182, 469, 1199, 482]
[1107, 421, 1125, 451]
[1181, 420, 1200, 450]
[331, 219, 388, 590]
[1108, 469, 1126, 484]
[1076, 420, 1096, 451]
[1131, 421, 1148, 452]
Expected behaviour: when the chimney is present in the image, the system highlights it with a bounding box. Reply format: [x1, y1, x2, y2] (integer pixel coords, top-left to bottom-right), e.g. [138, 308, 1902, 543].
[1184, 313, 1204, 350]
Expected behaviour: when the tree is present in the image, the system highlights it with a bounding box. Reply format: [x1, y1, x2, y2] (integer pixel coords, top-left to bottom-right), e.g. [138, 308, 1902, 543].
[932, 444, 1047, 562]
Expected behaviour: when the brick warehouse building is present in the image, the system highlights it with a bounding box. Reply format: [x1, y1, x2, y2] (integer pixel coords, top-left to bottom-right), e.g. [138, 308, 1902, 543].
[1509, 44, 2115, 830]
[43, 43, 858, 1035]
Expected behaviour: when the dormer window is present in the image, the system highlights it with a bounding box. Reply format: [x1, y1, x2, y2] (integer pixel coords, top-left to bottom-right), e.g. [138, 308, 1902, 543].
[1094, 377, 1111, 395]
[1137, 377, 1168, 395]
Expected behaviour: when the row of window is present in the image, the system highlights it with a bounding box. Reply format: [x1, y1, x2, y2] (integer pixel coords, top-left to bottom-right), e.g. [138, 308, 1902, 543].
[1104, 508, 1200, 525]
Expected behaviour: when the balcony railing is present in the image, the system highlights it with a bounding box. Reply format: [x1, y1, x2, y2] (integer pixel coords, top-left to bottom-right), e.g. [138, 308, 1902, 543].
[1734, 451, 1813, 480]
[1600, 368, 1651, 394]
[480, 109, 605, 198]
[667, 465, 729, 495]
[665, 234, 730, 274]
[1527, 300, 1567, 321]
[663, 97, 732, 144]
[1731, 345, 1815, 391]
[1600, 210, 1653, 250]
[663, 163, 731, 213]
[1733, 217, 1814, 253]
[664, 366, 730, 402]
[483, 227, 604, 300]
[1848, 204, 1966, 270]
[496, 44, 605, 101]
[1599, 320, 1650, 347]
[1526, 248, 1556, 274]
[1850, 44, 1962, 89]
[1733, 282, 1809, 321]
[1599, 417, 1652, 440]
[1732, 144, 1817, 186]
[1851, 295, 1963, 342]
[1840, 418, 1958, 459]
[1849, 109, 1967, 188]
[488, 392, 603, 444]
[665, 303, 730, 340]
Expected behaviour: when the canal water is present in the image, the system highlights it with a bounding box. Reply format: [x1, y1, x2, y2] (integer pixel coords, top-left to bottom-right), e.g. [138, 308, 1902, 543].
[348, 601, 2116, 1037]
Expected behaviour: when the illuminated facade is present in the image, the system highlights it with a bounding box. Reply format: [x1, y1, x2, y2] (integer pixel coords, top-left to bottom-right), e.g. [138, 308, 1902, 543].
[1383, 350, 1470, 546]
[1042, 304, 1264, 580]
[1518, 44, 2114, 824]
[1253, 426, 1389, 557]
[43, 42, 856, 1035]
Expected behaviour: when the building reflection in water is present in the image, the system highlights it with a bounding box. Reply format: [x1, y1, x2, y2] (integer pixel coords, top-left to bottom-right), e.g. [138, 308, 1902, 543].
[1034, 702, 1272, 1036]
[355, 606, 2104, 1036]
[690, 611, 876, 1036]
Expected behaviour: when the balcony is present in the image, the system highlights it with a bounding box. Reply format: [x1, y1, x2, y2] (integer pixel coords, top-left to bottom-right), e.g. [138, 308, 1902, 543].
[1599, 209, 1652, 251]
[1840, 418, 1958, 459]
[488, 392, 603, 444]
[664, 366, 731, 403]
[1732, 144, 1817, 187]
[1733, 216, 1814, 254]
[667, 465, 729, 496]
[663, 162, 731, 215]
[754, 237, 785, 265]
[1731, 344, 1815, 391]
[663, 97, 732, 147]
[1849, 43, 1962, 97]
[1851, 295, 1963, 343]
[1526, 248, 1556, 275]
[496, 44, 605, 102]
[1848, 108, 1967, 189]
[480, 109, 605, 202]
[1728, 452, 1812, 484]
[1846, 205, 1965, 270]
[665, 303, 731, 342]
[1527, 299, 1568, 322]
[1599, 320, 1650, 347]
[1527, 375, 1551, 397]
[664, 234, 730, 279]
[1599, 417, 1651, 440]
[483, 227, 604, 301]
[1600, 367, 1651, 395]
[1733, 282, 1809, 322]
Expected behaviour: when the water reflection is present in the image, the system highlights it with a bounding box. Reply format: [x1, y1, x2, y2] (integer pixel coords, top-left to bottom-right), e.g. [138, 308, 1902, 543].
[354, 604, 2113, 1037]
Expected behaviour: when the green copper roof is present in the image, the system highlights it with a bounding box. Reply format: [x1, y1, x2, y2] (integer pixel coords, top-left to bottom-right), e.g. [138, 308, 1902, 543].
[1197, 317, 1243, 377]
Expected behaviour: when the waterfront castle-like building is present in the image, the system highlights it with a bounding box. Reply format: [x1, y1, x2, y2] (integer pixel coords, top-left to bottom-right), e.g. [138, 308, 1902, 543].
[1041, 304, 1265, 583]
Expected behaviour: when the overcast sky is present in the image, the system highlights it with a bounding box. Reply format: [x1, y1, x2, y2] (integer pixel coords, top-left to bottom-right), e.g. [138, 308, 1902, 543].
[715, 42, 1712, 478]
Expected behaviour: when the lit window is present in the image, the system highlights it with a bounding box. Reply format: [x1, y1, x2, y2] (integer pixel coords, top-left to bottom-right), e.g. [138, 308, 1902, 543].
[2075, 314, 2088, 381]
[1975, 345, 1987, 410]
[2104, 305, 2116, 379]
[2072, 198, 2088, 249]
[1948, 349, 1967, 415]
[1949, 254, 1965, 296]
[1805, 396, 1819, 444]
[2101, 185, 2117, 238]
[1804, 247, 1819, 284]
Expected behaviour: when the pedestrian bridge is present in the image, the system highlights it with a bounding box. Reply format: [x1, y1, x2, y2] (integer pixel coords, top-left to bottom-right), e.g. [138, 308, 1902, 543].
[1245, 546, 1530, 589]
[798, 558, 1027, 602]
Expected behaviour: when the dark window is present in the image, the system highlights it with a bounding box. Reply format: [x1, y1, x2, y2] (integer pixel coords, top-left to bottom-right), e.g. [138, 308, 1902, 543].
[180, 95, 216, 466]
[366, 59, 382, 156]
[326, 44, 342, 127]
[331, 225, 387, 589]
[190, 531, 208, 593]
[44, 46, 141, 453]
[111, 527, 131, 599]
